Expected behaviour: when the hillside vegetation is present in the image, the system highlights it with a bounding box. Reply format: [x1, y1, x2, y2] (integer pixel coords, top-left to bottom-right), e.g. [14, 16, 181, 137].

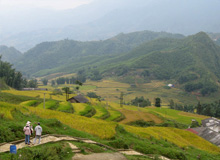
[13, 31, 220, 97]
[1, 90, 220, 160]
[14, 30, 183, 76]
[0, 45, 22, 64]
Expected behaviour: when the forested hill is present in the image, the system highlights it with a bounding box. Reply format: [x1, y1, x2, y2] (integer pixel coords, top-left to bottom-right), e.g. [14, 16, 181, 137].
[0, 45, 22, 64]
[12, 31, 220, 95]
[99, 32, 220, 95]
[15, 30, 183, 76]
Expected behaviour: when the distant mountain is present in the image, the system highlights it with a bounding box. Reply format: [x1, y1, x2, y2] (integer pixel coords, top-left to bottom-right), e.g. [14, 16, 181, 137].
[208, 33, 220, 46]
[98, 32, 220, 95]
[1, 0, 220, 51]
[15, 31, 220, 95]
[0, 45, 22, 64]
[15, 30, 183, 76]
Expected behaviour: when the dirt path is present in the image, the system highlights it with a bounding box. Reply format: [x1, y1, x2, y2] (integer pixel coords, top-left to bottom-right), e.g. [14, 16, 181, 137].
[72, 153, 128, 160]
[0, 135, 171, 160]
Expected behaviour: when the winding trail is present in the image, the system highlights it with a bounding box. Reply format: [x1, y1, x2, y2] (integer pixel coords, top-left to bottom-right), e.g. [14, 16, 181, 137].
[0, 134, 170, 160]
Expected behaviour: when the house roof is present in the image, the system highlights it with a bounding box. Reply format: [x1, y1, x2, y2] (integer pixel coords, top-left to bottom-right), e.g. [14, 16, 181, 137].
[202, 117, 220, 127]
[69, 95, 89, 103]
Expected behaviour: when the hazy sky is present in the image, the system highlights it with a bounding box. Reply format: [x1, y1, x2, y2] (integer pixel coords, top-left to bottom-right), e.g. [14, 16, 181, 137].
[0, 0, 93, 10]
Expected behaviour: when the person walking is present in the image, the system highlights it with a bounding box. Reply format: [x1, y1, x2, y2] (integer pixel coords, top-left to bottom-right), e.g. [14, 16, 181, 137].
[33, 122, 43, 145]
[23, 121, 32, 145]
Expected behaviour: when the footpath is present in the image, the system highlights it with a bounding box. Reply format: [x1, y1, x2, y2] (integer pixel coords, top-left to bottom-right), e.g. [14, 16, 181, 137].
[0, 134, 170, 160]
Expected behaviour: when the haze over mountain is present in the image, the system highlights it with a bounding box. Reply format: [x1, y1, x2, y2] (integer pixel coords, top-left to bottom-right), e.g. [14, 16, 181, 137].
[0, 45, 22, 63]
[0, 0, 220, 51]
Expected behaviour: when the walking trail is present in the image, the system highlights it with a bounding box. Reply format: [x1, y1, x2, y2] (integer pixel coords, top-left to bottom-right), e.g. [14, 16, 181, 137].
[0, 134, 170, 160]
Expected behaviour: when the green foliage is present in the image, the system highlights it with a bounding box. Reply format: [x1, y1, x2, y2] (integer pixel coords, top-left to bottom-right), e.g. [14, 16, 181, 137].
[184, 82, 203, 92]
[0, 56, 26, 90]
[131, 96, 151, 107]
[178, 73, 198, 84]
[190, 120, 200, 128]
[56, 77, 66, 85]
[155, 98, 161, 107]
[1, 142, 73, 160]
[57, 102, 74, 113]
[27, 79, 38, 88]
[90, 70, 103, 81]
[87, 92, 99, 98]
[0, 92, 39, 104]
[42, 78, 48, 85]
[15, 30, 183, 77]
[79, 104, 96, 117]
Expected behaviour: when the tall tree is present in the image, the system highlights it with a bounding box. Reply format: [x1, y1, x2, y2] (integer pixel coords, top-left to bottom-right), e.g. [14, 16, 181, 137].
[155, 98, 161, 107]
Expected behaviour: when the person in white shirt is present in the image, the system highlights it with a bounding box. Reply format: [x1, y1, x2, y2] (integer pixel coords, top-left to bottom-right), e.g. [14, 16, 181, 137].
[33, 122, 43, 145]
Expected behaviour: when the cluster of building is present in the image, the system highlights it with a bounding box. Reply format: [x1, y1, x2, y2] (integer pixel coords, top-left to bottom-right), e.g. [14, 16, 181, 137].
[188, 118, 220, 146]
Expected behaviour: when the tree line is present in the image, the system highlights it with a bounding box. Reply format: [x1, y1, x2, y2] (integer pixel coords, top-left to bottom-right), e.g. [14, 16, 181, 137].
[169, 99, 220, 118]
[0, 56, 37, 89]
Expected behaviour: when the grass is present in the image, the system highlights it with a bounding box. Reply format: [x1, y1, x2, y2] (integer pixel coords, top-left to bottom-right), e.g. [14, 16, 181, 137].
[143, 107, 209, 125]
[37, 100, 59, 110]
[92, 102, 110, 119]
[20, 100, 39, 107]
[1, 99, 220, 160]
[79, 104, 96, 117]
[0, 141, 74, 160]
[27, 106, 117, 139]
[0, 92, 39, 104]
[124, 125, 220, 154]
[57, 101, 74, 113]
[3, 90, 67, 101]
[72, 103, 87, 115]
[71, 141, 113, 154]
[105, 107, 124, 121]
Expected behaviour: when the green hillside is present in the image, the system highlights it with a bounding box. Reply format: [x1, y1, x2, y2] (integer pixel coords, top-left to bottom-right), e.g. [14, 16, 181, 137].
[97, 32, 220, 95]
[1, 90, 220, 160]
[13, 31, 220, 95]
[15, 30, 183, 76]
[0, 45, 22, 64]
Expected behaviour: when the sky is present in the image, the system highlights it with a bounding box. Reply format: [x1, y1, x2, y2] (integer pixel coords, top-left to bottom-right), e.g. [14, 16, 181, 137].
[0, 0, 93, 10]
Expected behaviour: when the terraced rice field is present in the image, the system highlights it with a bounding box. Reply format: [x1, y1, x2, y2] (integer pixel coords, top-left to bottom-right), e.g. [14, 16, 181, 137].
[105, 107, 123, 121]
[119, 109, 163, 124]
[72, 103, 87, 115]
[92, 103, 109, 119]
[143, 107, 209, 124]
[3, 90, 66, 101]
[37, 100, 59, 110]
[27, 107, 117, 139]
[124, 125, 220, 154]
[57, 101, 74, 113]
[20, 100, 38, 107]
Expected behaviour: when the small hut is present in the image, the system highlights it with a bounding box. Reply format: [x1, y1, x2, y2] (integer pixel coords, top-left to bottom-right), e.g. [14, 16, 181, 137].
[67, 95, 89, 103]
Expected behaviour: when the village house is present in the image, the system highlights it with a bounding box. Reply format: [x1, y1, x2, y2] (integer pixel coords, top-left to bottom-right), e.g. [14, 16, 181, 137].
[67, 95, 89, 103]
[188, 117, 220, 146]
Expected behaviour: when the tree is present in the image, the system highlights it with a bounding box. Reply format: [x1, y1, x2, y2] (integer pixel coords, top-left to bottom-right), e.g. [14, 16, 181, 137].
[120, 92, 124, 108]
[87, 92, 99, 98]
[155, 98, 161, 107]
[42, 79, 48, 85]
[75, 80, 83, 94]
[196, 101, 202, 114]
[169, 99, 175, 109]
[131, 96, 151, 107]
[28, 79, 38, 88]
[51, 80, 56, 86]
[62, 87, 70, 101]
